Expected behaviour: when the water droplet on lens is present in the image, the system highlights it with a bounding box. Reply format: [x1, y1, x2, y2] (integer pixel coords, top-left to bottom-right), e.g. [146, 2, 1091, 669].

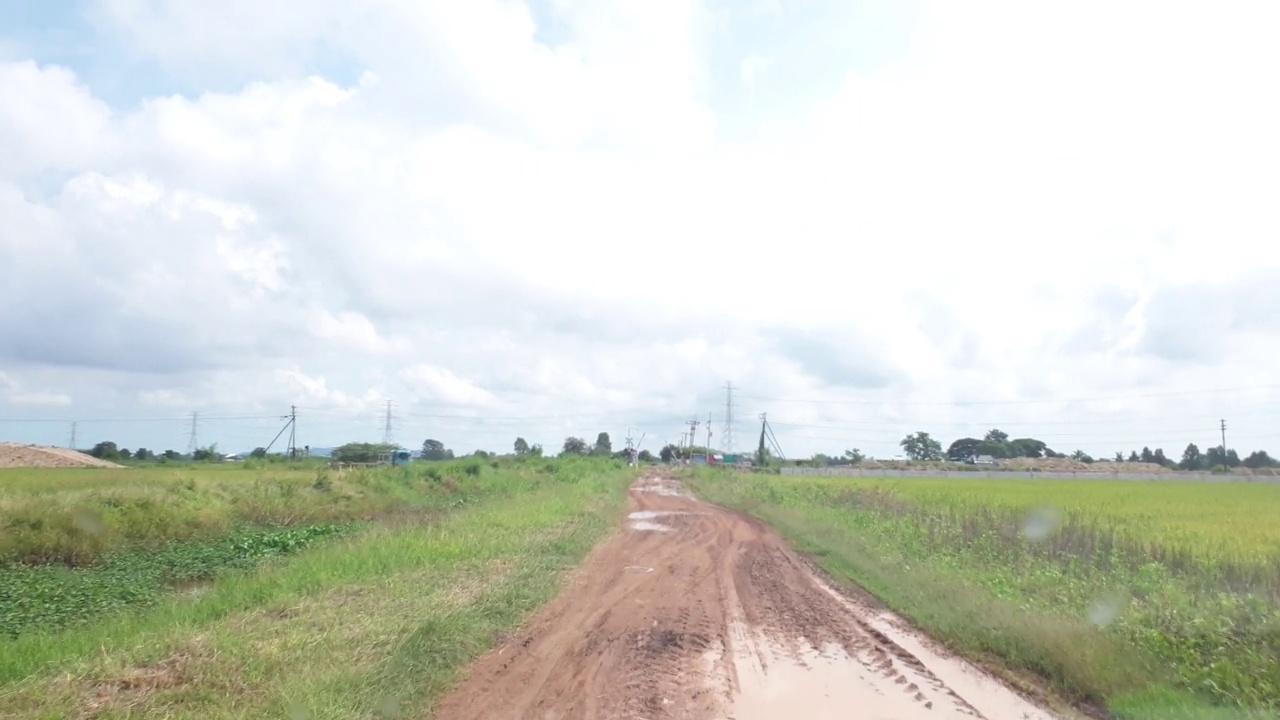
[1087, 590, 1128, 626]
[1021, 506, 1061, 541]
[72, 508, 105, 536]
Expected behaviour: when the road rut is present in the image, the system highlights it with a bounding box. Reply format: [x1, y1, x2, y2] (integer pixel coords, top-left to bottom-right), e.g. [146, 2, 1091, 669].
[431, 473, 1062, 720]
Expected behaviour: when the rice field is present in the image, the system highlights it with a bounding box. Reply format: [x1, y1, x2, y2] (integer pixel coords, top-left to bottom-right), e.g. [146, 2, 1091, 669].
[686, 470, 1280, 718]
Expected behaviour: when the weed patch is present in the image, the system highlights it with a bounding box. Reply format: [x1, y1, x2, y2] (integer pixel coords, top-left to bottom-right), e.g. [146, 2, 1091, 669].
[0, 524, 352, 638]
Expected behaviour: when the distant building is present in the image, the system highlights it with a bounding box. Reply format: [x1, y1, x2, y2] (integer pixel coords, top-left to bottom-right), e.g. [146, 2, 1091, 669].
[968, 455, 998, 466]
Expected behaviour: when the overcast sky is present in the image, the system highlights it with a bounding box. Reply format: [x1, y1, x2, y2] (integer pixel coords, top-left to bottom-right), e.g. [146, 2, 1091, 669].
[2, 1, 1279, 459]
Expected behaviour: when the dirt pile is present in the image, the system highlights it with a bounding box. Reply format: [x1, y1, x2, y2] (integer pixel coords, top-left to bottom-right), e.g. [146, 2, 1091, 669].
[0, 443, 123, 469]
[431, 474, 1063, 720]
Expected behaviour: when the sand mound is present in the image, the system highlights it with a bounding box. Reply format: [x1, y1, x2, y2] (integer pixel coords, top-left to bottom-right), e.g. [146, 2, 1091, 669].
[0, 443, 124, 469]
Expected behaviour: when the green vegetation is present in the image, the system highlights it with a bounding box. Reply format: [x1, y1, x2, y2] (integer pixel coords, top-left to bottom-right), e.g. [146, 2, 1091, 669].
[0, 457, 632, 719]
[686, 471, 1280, 718]
[1, 524, 352, 638]
[0, 461, 472, 566]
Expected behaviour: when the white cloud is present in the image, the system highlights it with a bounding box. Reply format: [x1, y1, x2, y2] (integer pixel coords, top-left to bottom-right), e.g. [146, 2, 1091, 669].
[1, 1, 1279, 457]
[0, 372, 72, 407]
[400, 365, 497, 407]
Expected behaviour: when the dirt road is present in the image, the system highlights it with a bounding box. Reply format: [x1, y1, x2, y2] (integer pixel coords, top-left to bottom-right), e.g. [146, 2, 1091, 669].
[432, 474, 1063, 720]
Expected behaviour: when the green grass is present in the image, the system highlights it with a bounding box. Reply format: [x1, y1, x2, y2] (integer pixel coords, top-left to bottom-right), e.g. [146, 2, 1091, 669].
[0, 460, 494, 566]
[685, 470, 1280, 719]
[0, 457, 633, 719]
[0, 523, 353, 638]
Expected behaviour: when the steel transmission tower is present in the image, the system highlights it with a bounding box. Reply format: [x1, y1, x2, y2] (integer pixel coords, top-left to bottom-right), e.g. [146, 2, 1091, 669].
[186, 412, 199, 454]
[383, 400, 395, 445]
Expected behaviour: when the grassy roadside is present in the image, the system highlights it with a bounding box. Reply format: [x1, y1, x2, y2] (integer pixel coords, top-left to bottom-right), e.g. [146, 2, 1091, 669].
[685, 470, 1279, 720]
[0, 459, 632, 719]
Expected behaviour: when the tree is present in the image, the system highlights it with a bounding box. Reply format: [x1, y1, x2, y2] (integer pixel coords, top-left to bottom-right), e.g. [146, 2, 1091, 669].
[1008, 438, 1049, 459]
[513, 437, 530, 456]
[947, 438, 982, 462]
[529, 443, 544, 458]
[1140, 447, 1154, 464]
[844, 448, 865, 463]
[1152, 448, 1170, 467]
[1243, 450, 1278, 469]
[1114, 451, 1124, 462]
[119, 448, 133, 460]
[249, 447, 268, 459]
[1070, 449, 1094, 463]
[420, 439, 453, 461]
[89, 441, 120, 460]
[561, 437, 589, 456]
[334, 442, 396, 464]
[134, 448, 155, 461]
[1180, 443, 1201, 471]
[193, 444, 220, 462]
[638, 449, 655, 463]
[899, 431, 943, 461]
[984, 429, 1009, 444]
[161, 449, 182, 460]
[594, 432, 612, 456]
[1127, 450, 1140, 463]
[1205, 446, 1240, 469]
[660, 444, 678, 462]
[471, 449, 492, 458]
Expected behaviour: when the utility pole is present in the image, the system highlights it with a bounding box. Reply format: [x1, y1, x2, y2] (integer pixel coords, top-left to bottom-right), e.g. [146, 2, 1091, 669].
[686, 417, 700, 455]
[288, 405, 297, 459]
[186, 412, 199, 455]
[1220, 418, 1227, 457]
[757, 413, 768, 466]
[625, 427, 640, 466]
[383, 400, 395, 445]
[706, 412, 713, 453]
[723, 381, 736, 455]
[68, 421, 77, 450]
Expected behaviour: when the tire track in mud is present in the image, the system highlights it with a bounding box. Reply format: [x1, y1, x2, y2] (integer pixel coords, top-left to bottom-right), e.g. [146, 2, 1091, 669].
[430, 474, 1062, 720]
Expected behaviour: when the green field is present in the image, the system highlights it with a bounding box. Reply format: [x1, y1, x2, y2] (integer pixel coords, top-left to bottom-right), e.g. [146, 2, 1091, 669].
[685, 471, 1280, 720]
[0, 457, 632, 719]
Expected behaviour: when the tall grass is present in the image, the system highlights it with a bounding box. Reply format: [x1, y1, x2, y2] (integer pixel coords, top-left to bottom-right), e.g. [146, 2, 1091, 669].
[0, 457, 633, 719]
[686, 470, 1280, 717]
[0, 456, 577, 566]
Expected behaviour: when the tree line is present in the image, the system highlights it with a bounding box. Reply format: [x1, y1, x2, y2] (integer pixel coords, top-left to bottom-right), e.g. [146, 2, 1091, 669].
[805, 428, 1279, 471]
[334, 432, 655, 464]
[86, 441, 216, 463]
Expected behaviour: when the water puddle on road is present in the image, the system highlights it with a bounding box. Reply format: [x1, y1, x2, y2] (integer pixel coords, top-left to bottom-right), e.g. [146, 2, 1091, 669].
[728, 630, 948, 720]
[629, 520, 672, 532]
[635, 478, 690, 497]
[628, 510, 693, 532]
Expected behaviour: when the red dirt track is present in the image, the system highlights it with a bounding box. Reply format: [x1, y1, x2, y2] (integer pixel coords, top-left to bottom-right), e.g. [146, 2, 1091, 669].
[431, 473, 1062, 720]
